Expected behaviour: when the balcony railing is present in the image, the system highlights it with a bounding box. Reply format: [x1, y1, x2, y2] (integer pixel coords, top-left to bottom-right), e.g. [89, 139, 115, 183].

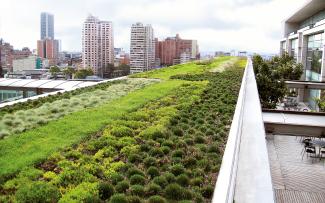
[212, 58, 274, 203]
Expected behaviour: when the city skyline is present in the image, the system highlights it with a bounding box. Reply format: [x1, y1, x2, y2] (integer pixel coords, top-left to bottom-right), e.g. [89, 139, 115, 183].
[0, 0, 305, 54]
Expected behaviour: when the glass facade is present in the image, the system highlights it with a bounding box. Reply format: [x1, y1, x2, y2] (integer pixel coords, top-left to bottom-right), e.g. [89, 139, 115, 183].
[0, 90, 36, 103]
[299, 10, 325, 29]
[290, 39, 298, 60]
[306, 33, 324, 81]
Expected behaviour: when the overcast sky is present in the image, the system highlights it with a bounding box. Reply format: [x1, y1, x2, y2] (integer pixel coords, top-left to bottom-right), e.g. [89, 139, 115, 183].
[0, 0, 305, 54]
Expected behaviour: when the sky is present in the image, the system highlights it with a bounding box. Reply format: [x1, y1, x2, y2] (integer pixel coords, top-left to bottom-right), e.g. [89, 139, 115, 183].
[0, 0, 305, 54]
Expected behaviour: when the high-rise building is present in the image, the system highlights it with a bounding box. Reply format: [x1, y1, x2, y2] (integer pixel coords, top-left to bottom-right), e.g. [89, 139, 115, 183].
[157, 34, 199, 66]
[37, 39, 59, 67]
[82, 15, 114, 75]
[130, 23, 155, 74]
[40, 12, 54, 40]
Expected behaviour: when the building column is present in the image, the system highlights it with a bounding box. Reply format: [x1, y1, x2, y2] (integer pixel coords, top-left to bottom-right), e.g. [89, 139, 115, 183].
[36, 88, 43, 95]
[321, 43, 325, 82]
[22, 90, 28, 98]
[296, 33, 309, 103]
[287, 39, 292, 57]
[300, 34, 308, 80]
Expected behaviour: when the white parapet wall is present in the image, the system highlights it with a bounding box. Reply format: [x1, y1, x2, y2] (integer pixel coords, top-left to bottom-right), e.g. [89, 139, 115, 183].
[212, 58, 274, 203]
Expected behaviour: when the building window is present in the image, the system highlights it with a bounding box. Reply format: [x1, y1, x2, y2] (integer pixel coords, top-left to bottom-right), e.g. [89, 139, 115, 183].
[306, 33, 324, 81]
[291, 39, 298, 60]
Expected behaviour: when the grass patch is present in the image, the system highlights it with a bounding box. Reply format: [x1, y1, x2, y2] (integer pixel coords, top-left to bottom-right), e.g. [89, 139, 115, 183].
[0, 80, 185, 179]
[130, 56, 234, 80]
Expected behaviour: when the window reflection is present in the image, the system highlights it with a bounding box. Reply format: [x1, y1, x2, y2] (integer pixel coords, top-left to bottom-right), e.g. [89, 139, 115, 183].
[306, 33, 324, 81]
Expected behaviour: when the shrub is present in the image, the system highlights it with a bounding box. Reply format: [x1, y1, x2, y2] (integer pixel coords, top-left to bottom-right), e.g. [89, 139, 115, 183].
[191, 177, 203, 186]
[127, 195, 142, 203]
[161, 140, 174, 148]
[127, 167, 145, 178]
[99, 182, 115, 200]
[59, 182, 99, 203]
[161, 146, 170, 154]
[15, 181, 60, 203]
[194, 136, 205, 144]
[128, 154, 141, 163]
[130, 184, 145, 196]
[183, 157, 197, 167]
[208, 145, 220, 153]
[176, 174, 190, 186]
[130, 174, 146, 185]
[163, 172, 175, 183]
[145, 183, 162, 195]
[109, 194, 128, 203]
[173, 128, 184, 136]
[110, 126, 133, 137]
[147, 166, 160, 178]
[182, 189, 194, 200]
[153, 176, 168, 188]
[164, 183, 183, 200]
[115, 180, 129, 193]
[144, 157, 157, 167]
[148, 195, 167, 203]
[172, 149, 184, 158]
[110, 173, 124, 185]
[201, 185, 214, 198]
[149, 148, 164, 157]
[170, 164, 185, 176]
[140, 125, 165, 140]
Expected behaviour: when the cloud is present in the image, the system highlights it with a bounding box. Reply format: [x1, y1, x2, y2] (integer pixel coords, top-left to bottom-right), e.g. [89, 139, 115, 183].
[0, 0, 306, 53]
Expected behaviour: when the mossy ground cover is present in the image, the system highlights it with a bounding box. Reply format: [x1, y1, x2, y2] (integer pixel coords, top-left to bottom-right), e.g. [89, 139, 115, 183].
[0, 56, 246, 202]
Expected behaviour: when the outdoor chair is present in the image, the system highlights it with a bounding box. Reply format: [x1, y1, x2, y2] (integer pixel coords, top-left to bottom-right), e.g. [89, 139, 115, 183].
[319, 147, 325, 160]
[302, 145, 316, 162]
[301, 140, 312, 155]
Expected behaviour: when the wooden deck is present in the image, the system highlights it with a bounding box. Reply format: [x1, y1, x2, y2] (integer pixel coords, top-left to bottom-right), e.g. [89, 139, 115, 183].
[267, 135, 325, 203]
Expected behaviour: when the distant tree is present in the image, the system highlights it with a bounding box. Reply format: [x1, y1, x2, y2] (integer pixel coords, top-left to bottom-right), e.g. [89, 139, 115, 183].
[104, 63, 115, 73]
[63, 67, 76, 79]
[118, 64, 130, 75]
[49, 66, 61, 79]
[74, 68, 94, 79]
[253, 53, 303, 109]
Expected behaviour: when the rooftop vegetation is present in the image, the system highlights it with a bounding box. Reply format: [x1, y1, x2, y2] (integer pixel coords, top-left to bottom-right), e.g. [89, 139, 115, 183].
[0, 57, 246, 202]
[0, 79, 157, 138]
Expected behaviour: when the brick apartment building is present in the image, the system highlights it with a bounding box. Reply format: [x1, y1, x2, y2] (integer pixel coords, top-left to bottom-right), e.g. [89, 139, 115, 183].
[37, 39, 59, 67]
[157, 34, 199, 66]
[0, 39, 32, 73]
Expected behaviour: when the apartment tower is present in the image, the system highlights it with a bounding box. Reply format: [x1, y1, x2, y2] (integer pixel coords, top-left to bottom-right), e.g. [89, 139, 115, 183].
[37, 12, 59, 67]
[157, 34, 199, 66]
[130, 23, 155, 74]
[82, 15, 114, 75]
[40, 12, 54, 40]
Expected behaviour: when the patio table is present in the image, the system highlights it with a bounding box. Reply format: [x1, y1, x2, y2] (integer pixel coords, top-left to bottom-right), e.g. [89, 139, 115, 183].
[310, 140, 325, 147]
[309, 140, 325, 159]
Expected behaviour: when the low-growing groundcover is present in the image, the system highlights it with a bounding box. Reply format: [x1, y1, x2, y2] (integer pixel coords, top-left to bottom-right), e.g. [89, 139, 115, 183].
[0, 78, 125, 118]
[0, 57, 245, 202]
[0, 80, 186, 179]
[0, 78, 157, 138]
